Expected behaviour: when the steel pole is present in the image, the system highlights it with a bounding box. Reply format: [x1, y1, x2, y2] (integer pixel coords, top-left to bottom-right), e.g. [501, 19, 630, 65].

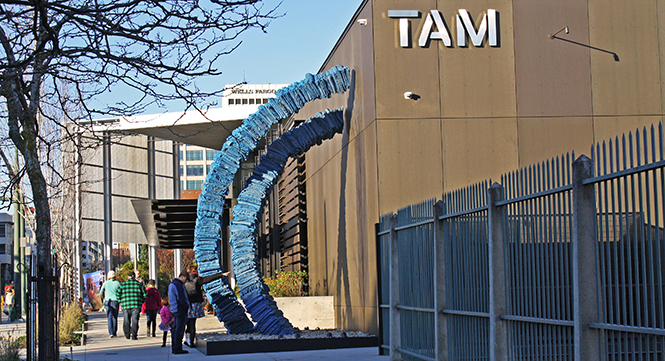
[12, 201, 20, 322]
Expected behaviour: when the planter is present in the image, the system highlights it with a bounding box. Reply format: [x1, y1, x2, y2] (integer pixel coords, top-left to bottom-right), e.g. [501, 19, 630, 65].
[196, 333, 378, 356]
[195, 296, 377, 355]
[273, 295, 334, 329]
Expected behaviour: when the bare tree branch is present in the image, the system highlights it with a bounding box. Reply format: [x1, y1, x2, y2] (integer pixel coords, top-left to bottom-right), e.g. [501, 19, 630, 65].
[0, 1, 281, 357]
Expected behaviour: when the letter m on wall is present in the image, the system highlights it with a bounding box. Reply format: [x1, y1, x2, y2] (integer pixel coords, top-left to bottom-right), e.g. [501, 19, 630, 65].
[457, 9, 498, 47]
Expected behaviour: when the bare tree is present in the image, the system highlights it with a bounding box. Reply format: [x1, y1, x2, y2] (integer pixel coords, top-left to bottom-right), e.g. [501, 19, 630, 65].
[0, 1, 279, 358]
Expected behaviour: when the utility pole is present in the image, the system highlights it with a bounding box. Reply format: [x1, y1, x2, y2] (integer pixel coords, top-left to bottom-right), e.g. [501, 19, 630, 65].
[20, 222, 26, 321]
[12, 197, 21, 322]
[12, 151, 25, 322]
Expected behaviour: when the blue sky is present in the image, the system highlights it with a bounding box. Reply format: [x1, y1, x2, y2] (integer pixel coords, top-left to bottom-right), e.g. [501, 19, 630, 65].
[133, 0, 364, 114]
[213, 0, 363, 85]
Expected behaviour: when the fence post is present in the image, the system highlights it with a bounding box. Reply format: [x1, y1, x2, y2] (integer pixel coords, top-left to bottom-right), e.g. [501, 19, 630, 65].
[375, 222, 386, 355]
[571, 155, 600, 361]
[488, 183, 508, 361]
[433, 201, 448, 360]
[389, 214, 401, 361]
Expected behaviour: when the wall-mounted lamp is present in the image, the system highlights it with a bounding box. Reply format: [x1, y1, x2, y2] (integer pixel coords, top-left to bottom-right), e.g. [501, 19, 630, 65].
[357, 19, 368, 26]
[549, 25, 619, 61]
[549, 26, 569, 39]
[404, 92, 420, 100]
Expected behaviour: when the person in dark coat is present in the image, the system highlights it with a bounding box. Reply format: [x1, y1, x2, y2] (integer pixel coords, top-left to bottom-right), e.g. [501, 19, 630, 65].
[142, 279, 161, 337]
[168, 270, 190, 354]
[183, 265, 227, 347]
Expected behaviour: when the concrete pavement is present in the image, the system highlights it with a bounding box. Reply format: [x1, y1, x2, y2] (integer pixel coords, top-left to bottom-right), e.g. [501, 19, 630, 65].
[0, 314, 26, 341]
[0, 311, 388, 360]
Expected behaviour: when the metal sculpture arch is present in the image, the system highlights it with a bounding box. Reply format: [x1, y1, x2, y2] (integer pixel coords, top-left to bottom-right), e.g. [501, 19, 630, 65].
[194, 66, 350, 335]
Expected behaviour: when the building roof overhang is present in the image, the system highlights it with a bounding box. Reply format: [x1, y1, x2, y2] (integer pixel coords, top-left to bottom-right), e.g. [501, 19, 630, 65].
[88, 106, 260, 150]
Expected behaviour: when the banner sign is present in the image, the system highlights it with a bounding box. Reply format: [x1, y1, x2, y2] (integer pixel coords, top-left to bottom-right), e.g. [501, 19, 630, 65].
[83, 270, 104, 310]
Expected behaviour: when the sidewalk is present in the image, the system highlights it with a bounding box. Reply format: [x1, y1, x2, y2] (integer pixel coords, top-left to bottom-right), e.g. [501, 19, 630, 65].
[0, 314, 26, 341]
[12, 311, 387, 361]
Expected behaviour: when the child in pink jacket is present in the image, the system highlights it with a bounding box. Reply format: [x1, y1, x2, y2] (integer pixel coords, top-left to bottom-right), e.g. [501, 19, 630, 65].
[159, 298, 174, 347]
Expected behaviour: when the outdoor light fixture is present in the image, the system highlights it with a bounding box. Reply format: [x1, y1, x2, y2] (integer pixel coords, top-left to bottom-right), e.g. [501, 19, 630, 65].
[549, 26, 569, 39]
[404, 91, 420, 100]
[548, 25, 619, 61]
[357, 19, 367, 26]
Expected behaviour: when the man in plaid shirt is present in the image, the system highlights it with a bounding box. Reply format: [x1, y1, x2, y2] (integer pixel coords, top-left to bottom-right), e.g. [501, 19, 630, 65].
[117, 271, 146, 340]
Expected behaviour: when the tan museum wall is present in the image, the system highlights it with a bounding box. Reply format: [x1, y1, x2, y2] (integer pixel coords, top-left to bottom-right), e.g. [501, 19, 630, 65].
[292, 0, 665, 333]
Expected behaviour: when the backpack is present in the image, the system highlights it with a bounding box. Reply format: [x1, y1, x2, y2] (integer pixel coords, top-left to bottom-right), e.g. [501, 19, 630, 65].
[184, 279, 198, 300]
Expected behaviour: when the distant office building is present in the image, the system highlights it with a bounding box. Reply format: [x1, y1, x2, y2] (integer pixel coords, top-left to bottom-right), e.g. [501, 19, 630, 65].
[80, 84, 285, 271]
[179, 84, 288, 194]
[0, 213, 12, 286]
[223, 83, 284, 107]
[80, 241, 102, 270]
[71, 128, 178, 273]
[179, 145, 217, 191]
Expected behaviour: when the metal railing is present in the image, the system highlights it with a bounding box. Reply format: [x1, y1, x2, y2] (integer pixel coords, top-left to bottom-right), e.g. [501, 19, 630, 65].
[377, 124, 665, 361]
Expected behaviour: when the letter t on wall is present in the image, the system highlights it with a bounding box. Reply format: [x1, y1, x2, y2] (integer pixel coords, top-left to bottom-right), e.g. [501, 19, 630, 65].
[388, 10, 420, 48]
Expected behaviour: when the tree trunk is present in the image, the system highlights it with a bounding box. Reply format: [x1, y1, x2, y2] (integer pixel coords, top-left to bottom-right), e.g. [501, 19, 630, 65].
[21, 119, 56, 360]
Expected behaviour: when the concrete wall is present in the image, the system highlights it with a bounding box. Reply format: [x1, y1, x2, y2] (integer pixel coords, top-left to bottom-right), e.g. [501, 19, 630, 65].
[296, 0, 665, 333]
[274, 296, 335, 330]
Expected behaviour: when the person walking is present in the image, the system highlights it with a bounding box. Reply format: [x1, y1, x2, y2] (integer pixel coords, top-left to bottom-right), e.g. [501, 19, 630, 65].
[99, 270, 121, 338]
[159, 298, 173, 348]
[4, 287, 14, 322]
[184, 266, 227, 347]
[142, 279, 161, 337]
[168, 270, 190, 354]
[135, 270, 145, 286]
[117, 271, 146, 340]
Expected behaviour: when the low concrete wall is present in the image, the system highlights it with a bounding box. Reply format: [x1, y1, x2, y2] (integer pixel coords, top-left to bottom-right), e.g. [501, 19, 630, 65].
[275, 295, 334, 329]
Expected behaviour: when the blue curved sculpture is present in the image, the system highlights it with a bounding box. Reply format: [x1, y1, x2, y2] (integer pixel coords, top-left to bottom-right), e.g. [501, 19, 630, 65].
[231, 108, 345, 335]
[194, 66, 351, 334]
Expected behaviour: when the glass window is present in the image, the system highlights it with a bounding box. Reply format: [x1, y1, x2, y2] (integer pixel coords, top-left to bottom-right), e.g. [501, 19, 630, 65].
[187, 165, 204, 176]
[249, 99, 255, 105]
[263, 98, 269, 104]
[180, 181, 184, 190]
[228, 99, 234, 105]
[206, 150, 216, 160]
[179, 150, 183, 161]
[179, 165, 183, 176]
[186, 150, 203, 161]
[242, 99, 248, 105]
[0, 244, 5, 254]
[206, 163, 211, 174]
[0, 224, 5, 238]
[187, 180, 204, 190]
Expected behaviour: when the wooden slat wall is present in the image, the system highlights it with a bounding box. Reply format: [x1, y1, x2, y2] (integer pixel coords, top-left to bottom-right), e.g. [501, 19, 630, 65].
[278, 156, 308, 275]
[257, 122, 308, 286]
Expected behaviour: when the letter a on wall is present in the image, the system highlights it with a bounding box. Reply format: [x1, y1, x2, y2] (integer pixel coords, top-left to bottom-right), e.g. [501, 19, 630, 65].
[419, 10, 452, 47]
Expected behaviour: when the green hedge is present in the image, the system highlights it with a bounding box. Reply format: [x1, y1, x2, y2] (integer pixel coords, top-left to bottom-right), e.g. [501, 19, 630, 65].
[263, 271, 307, 298]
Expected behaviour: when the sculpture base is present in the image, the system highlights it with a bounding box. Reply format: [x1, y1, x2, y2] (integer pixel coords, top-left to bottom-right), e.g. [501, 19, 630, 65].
[196, 332, 378, 356]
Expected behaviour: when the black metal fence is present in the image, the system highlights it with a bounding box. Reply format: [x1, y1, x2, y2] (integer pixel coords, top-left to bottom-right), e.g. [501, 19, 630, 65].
[23, 252, 61, 361]
[377, 125, 665, 361]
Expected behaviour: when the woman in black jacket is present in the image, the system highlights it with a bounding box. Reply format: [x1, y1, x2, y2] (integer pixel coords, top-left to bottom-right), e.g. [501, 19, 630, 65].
[183, 266, 228, 347]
